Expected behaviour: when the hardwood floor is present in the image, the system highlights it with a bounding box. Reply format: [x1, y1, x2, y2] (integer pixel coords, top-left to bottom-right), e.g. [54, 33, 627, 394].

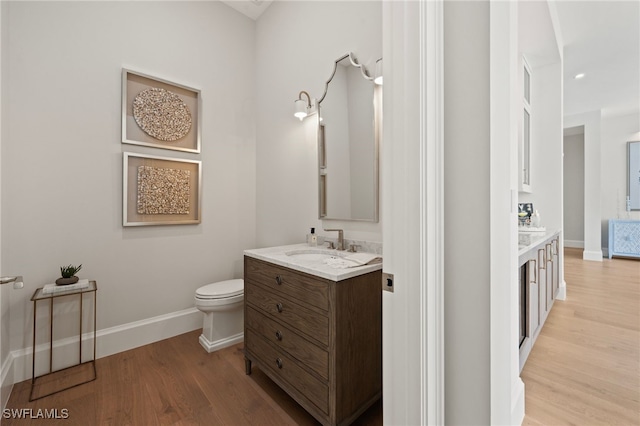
[522, 248, 640, 425]
[4, 331, 382, 425]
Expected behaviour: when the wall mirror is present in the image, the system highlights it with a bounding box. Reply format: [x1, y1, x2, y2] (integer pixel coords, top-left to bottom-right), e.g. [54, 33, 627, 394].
[317, 52, 380, 222]
[629, 141, 640, 210]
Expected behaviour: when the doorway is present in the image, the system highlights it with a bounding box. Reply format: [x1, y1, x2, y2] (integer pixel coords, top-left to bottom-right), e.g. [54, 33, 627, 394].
[563, 126, 585, 249]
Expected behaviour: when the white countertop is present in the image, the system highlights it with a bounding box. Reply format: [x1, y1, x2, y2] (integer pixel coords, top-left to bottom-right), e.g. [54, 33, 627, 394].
[244, 243, 383, 282]
[518, 229, 561, 264]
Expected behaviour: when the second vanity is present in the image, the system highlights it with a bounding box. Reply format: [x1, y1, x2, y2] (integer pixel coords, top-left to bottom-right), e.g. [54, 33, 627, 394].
[243, 244, 382, 426]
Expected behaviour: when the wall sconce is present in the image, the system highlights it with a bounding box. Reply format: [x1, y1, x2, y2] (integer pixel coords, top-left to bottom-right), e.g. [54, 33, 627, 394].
[374, 58, 383, 85]
[294, 90, 317, 121]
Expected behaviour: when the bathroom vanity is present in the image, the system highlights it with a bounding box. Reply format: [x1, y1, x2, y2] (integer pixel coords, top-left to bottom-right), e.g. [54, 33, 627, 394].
[243, 244, 382, 426]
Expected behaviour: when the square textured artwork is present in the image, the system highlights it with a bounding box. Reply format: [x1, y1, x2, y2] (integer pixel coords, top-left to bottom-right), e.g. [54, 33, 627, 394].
[137, 166, 191, 215]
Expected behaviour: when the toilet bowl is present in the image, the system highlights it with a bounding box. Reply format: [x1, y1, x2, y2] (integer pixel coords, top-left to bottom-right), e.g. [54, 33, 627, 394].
[194, 279, 244, 353]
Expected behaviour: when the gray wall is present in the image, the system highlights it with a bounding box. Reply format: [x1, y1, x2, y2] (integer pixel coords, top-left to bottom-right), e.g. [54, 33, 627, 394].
[563, 132, 585, 244]
[2, 1, 256, 354]
[444, 1, 491, 424]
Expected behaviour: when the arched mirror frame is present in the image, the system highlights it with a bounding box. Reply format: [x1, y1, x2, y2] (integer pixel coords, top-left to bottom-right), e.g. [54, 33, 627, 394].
[317, 52, 381, 222]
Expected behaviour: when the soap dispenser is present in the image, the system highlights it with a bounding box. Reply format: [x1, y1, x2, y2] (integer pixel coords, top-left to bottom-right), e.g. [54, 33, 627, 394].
[307, 228, 318, 246]
[532, 210, 541, 228]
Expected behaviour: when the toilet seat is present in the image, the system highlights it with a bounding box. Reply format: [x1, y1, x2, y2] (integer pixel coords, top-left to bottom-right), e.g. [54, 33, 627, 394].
[195, 279, 244, 300]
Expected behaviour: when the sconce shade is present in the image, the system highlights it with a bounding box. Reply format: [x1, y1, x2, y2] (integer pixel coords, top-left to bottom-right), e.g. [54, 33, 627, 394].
[374, 58, 383, 85]
[294, 98, 308, 120]
[294, 90, 313, 120]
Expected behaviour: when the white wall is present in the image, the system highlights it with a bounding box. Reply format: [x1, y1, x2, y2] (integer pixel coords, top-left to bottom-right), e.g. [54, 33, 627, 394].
[519, 61, 563, 231]
[564, 132, 585, 245]
[600, 112, 640, 249]
[254, 1, 382, 248]
[2, 1, 256, 369]
[444, 2, 491, 423]
[0, 0, 9, 409]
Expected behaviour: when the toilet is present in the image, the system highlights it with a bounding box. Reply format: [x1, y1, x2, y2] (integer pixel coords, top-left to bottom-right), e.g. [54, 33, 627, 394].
[194, 279, 244, 353]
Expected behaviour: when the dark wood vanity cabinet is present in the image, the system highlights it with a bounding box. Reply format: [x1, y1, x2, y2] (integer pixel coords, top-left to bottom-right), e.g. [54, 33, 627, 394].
[244, 256, 382, 426]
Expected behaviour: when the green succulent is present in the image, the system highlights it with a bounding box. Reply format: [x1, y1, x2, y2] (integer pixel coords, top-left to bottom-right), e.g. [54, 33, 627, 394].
[60, 264, 82, 278]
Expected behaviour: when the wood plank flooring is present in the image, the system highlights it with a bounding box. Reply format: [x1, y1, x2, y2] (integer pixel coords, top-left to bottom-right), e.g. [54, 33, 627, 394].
[522, 248, 640, 425]
[4, 331, 381, 425]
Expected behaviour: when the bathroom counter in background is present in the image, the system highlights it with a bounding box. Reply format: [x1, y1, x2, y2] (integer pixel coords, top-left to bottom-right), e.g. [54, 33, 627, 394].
[244, 243, 382, 282]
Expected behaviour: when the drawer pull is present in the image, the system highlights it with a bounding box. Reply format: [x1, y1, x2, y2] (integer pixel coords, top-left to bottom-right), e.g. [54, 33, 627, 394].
[275, 330, 283, 341]
[275, 275, 283, 285]
[276, 303, 283, 313]
[275, 358, 283, 369]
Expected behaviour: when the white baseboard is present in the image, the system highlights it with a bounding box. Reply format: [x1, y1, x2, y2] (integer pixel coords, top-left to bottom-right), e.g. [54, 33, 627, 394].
[1, 353, 14, 410]
[95, 307, 201, 359]
[512, 377, 525, 425]
[11, 307, 202, 384]
[556, 279, 567, 301]
[198, 332, 244, 353]
[563, 240, 584, 248]
[583, 250, 603, 262]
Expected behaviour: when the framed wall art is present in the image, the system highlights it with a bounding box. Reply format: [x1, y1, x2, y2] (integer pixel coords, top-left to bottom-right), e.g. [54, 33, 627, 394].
[123, 152, 201, 226]
[122, 69, 201, 153]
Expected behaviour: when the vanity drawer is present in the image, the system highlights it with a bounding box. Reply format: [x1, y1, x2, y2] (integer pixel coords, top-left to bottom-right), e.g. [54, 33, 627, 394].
[246, 282, 329, 347]
[246, 329, 328, 415]
[244, 256, 330, 311]
[246, 306, 329, 380]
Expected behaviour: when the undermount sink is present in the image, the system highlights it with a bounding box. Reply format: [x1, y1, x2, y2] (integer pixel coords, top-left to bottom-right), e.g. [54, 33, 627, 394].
[284, 249, 349, 262]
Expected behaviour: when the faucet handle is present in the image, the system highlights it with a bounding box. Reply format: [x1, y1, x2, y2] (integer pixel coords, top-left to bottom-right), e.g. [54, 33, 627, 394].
[348, 244, 360, 253]
[326, 241, 336, 249]
[324, 228, 345, 250]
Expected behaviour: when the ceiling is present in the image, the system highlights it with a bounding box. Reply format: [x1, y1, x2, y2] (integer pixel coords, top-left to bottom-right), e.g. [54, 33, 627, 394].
[222, 1, 639, 119]
[219, 0, 273, 21]
[554, 0, 639, 118]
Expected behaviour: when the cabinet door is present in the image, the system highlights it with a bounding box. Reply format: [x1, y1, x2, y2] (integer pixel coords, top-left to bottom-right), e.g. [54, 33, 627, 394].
[528, 259, 540, 340]
[538, 248, 548, 320]
[553, 238, 560, 295]
[546, 243, 553, 306]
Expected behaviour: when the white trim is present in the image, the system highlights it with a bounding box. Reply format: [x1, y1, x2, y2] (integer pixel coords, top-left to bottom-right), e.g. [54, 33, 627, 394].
[198, 333, 244, 353]
[564, 239, 584, 248]
[583, 250, 603, 262]
[381, 1, 444, 423]
[490, 1, 524, 424]
[11, 307, 201, 383]
[1, 352, 13, 410]
[95, 307, 201, 358]
[420, 1, 445, 424]
[557, 280, 567, 301]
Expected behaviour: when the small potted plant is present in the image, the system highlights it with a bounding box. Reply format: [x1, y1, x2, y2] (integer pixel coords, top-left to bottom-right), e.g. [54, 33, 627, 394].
[56, 264, 82, 285]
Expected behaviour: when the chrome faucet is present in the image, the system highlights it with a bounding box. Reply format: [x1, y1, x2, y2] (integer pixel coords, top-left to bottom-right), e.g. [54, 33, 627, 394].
[324, 229, 345, 250]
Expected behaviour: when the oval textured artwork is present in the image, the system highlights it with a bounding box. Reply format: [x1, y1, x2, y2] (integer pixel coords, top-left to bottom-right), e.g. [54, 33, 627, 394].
[133, 87, 192, 141]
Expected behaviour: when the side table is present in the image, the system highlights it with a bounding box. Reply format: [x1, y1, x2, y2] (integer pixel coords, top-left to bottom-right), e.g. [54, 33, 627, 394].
[30, 280, 97, 401]
[608, 219, 640, 259]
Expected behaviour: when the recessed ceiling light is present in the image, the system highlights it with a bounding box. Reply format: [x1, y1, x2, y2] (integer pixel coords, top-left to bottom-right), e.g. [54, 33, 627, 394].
[574, 73, 585, 80]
